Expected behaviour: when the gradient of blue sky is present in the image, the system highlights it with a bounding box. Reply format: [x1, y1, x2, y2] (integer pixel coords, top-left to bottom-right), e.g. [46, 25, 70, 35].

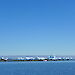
[0, 0, 75, 55]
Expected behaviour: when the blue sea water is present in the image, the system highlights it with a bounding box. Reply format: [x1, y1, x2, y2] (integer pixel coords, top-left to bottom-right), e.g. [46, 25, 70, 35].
[0, 61, 75, 75]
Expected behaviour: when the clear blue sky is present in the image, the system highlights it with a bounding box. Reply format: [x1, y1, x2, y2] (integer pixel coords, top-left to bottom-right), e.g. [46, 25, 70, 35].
[0, 0, 75, 56]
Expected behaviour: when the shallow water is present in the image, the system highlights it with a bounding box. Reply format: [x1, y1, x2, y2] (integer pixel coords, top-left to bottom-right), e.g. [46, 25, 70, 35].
[0, 61, 75, 75]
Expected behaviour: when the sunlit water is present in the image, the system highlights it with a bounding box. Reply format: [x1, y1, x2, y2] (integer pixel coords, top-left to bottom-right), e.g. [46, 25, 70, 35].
[0, 61, 75, 75]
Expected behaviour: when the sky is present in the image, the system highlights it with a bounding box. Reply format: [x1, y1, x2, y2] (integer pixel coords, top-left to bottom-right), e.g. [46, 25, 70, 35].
[0, 0, 75, 56]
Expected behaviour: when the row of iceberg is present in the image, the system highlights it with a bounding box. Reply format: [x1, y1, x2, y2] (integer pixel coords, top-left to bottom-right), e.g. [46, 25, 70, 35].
[0, 55, 73, 61]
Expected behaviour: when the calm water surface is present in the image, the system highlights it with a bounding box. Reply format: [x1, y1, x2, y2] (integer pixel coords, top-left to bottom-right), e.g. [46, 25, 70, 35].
[0, 61, 75, 75]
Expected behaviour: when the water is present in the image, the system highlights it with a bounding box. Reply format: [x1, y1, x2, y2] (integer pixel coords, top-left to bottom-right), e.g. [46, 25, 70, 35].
[0, 61, 75, 75]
